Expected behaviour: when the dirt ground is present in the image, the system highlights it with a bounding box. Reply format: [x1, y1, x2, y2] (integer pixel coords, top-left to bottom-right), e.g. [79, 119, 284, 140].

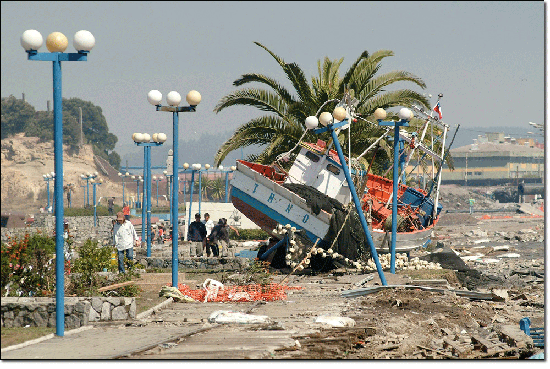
[2, 195, 545, 359]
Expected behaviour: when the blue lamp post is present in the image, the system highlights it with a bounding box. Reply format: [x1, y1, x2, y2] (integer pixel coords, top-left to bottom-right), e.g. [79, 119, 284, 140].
[21, 28, 95, 337]
[131, 174, 143, 210]
[118, 171, 130, 206]
[218, 165, 236, 203]
[153, 175, 163, 207]
[198, 164, 211, 216]
[187, 163, 201, 228]
[133, 132, 167, 257]
[148, 89, 201, 288]
[91, 177, 103, 227]
[163, 170, 172, 222]
[375, 107, 413, 274]
[309, 110, 387, 285]
[81, 172, 98, 207]
[43, 172, 55, 210]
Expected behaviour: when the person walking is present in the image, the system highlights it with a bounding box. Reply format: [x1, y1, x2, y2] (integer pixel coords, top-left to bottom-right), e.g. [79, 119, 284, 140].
[122, 203, 130, 221]
[202, 213, 215, 257]
[187, 213, 206, 257]
[113, 211, 139, 274]
[108, 197, 115, 215]
[209, 218, 239, 258]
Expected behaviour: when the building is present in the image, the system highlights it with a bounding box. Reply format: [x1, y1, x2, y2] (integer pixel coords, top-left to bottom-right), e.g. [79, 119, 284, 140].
[440, 141, 544, 186]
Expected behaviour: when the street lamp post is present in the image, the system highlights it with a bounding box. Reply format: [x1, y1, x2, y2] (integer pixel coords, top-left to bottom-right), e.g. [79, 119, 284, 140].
[118, 171, 130, 206]
[305, 110, 387, 285]
[188, 163, 201, 228]
[153, 175, 163, 207]
[163, 170, 172, 222]
[21, 28, 95, 337]
[43, 172, 55, 210]
[218, 165, 236, 203]
[91, 177, 103, 227]
[198, 164, 211, 215]
[81, 172, 98, 207]
[133, 132, 167, 257]
[375, 107, 413, 274]
[148, 89, 201, 288]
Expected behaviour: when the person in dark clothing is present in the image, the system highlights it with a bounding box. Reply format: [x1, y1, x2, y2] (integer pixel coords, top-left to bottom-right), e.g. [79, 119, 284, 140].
[206, 219, 224, 257]
[187, 213, 206, 257]
[108, 197, 115, 215]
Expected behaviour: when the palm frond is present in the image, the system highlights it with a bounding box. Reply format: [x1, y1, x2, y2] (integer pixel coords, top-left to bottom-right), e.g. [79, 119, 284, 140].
[213, 89, 289, 117]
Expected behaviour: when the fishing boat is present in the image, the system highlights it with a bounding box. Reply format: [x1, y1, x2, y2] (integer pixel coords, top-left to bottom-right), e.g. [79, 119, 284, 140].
[229, 92, 451, 270]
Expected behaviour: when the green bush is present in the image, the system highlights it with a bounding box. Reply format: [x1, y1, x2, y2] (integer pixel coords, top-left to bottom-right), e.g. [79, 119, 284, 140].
[70, 239, 116, 296]
[229, 228, 269, 240]
[1, 232, 56, 297]
[64, 205, 122, 217]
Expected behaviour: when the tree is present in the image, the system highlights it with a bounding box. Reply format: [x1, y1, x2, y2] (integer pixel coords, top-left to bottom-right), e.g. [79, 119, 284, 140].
[213, 42, 431, 172]
[1, 96, 36, 139]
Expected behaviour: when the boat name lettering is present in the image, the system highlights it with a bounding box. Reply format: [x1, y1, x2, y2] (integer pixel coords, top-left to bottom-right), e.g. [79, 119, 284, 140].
[302, 214, 309, 224]
[252, 183, 259, 193]
[285, 204, 293, 213]
[267, 193, 275, 203]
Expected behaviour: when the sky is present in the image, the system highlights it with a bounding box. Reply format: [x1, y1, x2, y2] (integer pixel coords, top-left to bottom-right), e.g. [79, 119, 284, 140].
[1, 1, 546, 165]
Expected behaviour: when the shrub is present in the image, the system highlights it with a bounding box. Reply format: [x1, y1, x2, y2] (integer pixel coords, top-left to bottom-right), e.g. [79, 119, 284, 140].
[1, 233, 56, 297]
[70, 239, 115, 296]
[229, 228, 269, 241]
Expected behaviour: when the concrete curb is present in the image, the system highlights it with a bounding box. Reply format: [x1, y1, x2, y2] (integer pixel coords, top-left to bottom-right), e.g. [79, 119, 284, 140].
[136, 297, 174, 320]
[1, 325, 94, 353]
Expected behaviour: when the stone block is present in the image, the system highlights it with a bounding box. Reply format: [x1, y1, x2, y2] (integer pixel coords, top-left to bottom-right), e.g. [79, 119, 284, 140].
[3, 311, 14, 320]
[106, 297, 123, 306]
[32, 311, 48, 327]
[64, 304, 74, 315]
[4, 318, 14, 328]
[89, 307, 100, 322]
[48, 313, 56, 327]
[129, 301, 136, 318]
[111, 306, 128, 320]
[65, 315, 80, 330]
[91, 297, 103, 312]
[101, 302, 111, 320]
[75, 301, 91, 314]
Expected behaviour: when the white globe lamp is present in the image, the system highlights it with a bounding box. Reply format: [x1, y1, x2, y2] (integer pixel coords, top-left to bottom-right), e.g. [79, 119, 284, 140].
[73, 30, 95, 52]
[147, 90, 162, 105]
[305, 116, 319, 130]
[166, 91, 182, 106]
[398, 108, 412, 121]
[20, 30, 43, 51]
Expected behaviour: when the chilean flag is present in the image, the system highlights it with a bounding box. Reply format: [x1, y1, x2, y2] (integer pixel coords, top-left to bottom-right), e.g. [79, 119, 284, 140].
[433, 102, 443, 119]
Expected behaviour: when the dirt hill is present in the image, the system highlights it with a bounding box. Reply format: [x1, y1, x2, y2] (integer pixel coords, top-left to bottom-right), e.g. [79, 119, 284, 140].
[1, 133, 135, 215]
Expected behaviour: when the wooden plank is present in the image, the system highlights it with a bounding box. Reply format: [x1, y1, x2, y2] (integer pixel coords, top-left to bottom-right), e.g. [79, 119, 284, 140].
[470, 335, 498, 355]
[97, 280, 135, 292]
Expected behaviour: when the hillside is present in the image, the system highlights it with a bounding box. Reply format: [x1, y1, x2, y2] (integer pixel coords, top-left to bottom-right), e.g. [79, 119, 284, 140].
[1, 133, 137, 215]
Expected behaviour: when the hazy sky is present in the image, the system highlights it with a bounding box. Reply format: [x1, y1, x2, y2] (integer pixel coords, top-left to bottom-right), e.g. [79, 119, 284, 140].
[1, 1, 545, 160]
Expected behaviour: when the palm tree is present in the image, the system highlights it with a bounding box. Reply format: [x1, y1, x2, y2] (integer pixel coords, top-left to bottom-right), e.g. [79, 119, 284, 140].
[213, 42, 431, 172]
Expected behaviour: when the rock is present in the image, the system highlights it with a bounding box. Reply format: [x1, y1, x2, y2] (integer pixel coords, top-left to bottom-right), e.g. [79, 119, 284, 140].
[100, 302, 111, 320]
[91, 297, 103, 312]
[111, 306, 128, 320]
[89, 307, 100, 322]
[129, 301, 136, 318]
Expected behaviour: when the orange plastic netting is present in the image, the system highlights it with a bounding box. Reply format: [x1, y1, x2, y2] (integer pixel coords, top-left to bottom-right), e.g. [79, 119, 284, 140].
[177, 283, 301, 302]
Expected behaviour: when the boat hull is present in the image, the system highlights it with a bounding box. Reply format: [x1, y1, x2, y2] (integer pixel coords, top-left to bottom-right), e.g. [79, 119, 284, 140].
[230, 160, 438, 253]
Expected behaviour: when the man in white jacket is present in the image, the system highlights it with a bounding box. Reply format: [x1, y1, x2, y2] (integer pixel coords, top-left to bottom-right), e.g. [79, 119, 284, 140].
[113, 212, 139, 273]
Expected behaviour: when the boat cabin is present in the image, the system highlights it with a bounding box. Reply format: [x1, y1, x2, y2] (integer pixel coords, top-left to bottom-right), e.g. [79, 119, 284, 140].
[285, 140, 352, 205]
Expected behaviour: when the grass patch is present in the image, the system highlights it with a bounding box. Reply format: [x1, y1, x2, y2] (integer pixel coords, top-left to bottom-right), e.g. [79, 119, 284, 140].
[1, 327, 55, 349]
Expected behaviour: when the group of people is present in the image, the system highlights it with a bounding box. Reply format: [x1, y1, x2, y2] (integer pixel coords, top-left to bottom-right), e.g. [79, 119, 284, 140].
[188, 213, 239, 258]
[110, 210, 240, 273]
